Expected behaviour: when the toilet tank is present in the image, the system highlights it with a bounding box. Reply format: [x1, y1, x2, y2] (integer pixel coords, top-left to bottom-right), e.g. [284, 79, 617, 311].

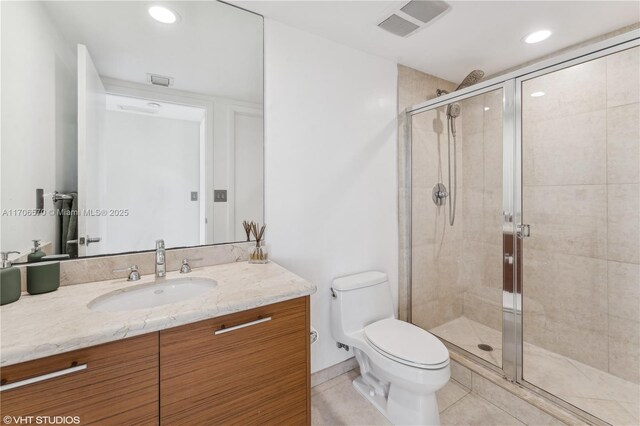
[330, 271, 395, 344]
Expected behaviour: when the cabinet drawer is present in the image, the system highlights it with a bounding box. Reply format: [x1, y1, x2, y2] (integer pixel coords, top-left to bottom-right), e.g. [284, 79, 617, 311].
[0, 333, 159, 426]
[160, 296, 310, 425]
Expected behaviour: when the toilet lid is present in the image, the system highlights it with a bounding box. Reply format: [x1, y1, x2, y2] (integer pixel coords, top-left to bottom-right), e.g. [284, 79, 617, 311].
[364, 319, 449, 369]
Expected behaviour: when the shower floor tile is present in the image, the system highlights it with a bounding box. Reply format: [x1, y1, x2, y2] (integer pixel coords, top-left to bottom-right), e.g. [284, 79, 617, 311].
[429, 316, 640, 426]
[431, 316, 503, 367]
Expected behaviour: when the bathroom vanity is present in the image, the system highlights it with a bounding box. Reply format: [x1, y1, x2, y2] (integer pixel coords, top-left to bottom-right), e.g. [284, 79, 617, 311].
[0, 1, 289, 420]
[0, 261, 315, 425]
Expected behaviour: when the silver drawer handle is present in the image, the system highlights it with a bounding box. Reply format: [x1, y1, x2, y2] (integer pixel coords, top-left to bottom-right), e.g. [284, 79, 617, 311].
[0, 363, 87, 392]
[214, 317, 272, 335]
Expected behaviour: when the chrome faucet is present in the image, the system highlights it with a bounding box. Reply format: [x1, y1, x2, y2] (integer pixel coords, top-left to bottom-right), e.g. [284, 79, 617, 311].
[155, 239, 166, 278]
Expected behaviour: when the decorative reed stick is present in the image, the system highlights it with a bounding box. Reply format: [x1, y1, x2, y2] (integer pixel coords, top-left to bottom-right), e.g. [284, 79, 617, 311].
[242, 220, 253, 241]
[249, 222, 267, 262]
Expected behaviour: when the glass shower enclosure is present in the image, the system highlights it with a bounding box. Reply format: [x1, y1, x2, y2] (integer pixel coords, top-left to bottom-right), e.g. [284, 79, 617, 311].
[403, 32, 639, 425]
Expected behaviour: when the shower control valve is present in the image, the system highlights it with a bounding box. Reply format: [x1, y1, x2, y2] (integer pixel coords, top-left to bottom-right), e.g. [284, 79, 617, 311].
[432, 183, 448, 206]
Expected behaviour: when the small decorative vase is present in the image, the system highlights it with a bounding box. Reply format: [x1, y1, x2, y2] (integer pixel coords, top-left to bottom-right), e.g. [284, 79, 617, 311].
[248, 242, 268, 264]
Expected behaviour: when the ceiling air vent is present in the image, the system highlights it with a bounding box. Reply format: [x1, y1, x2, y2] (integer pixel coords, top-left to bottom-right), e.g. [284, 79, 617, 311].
[147, 73, 173, 87]
[400, 0, 449, 24]
[378, 0, 450, 38]
[378, 14, 419, 37]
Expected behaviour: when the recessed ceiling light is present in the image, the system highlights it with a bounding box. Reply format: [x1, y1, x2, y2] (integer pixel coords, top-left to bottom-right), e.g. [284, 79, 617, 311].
[484, 107, 490, 111]
[149, 6, 178, 24]
[147, 102, 161, 108]
[524, 30, 551, 44]
[530, 91, 545, 97]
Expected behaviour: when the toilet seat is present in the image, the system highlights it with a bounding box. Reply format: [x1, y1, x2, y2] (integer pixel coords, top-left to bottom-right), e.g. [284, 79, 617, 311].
[364, 318, 449, 370]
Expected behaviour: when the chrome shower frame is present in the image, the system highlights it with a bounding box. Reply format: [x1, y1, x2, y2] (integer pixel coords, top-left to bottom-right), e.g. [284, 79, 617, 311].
[402, 28, 639, 425]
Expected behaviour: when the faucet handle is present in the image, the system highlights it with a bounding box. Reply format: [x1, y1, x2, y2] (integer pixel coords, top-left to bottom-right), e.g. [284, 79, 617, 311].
[180, 258, 203, 274]
[156, 239, 165, 249]
[113, 265, 141, 281]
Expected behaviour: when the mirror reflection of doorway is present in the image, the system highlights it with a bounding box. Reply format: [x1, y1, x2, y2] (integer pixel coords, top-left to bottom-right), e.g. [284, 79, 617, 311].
[102, 94, 206, 253]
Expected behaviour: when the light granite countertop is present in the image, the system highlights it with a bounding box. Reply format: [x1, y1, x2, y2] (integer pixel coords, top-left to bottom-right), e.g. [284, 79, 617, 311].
[0, 261, 316, 367]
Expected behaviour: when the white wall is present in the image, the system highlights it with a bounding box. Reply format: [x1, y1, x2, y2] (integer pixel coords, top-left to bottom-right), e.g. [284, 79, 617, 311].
[1, 1, 77, 255]
[264, 20, 398, 373]
[101, 111, 201, 253]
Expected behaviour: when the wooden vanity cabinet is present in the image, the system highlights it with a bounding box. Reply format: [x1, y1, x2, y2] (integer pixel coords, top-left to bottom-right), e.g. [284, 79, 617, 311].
[0, 333, 159, 425]
[159, 296, 311, 426]
[0, 296, 311, 425]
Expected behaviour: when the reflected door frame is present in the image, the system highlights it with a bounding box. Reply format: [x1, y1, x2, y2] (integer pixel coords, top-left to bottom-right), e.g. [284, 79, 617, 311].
[226, 104, 264, 242]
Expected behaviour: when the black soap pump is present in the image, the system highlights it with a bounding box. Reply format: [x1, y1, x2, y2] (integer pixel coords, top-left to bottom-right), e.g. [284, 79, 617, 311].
[27, 240, 45, 263]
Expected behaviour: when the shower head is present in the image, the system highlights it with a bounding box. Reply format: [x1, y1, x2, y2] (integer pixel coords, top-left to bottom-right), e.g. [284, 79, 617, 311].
[435, 69, 485, 99]
[448, 103, 461, 118]
[446, 102, 461, 137]
[455, 69, 485, 91]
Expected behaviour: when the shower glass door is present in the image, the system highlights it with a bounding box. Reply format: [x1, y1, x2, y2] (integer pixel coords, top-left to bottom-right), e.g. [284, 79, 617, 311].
[410, 86, 507, 368]
[518, 46, 640, 425]
[408, 34, 639, 425]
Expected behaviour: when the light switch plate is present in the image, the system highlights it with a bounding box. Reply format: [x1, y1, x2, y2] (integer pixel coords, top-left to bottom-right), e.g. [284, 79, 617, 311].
[214, 190, 227, 202]
[191, 191, 198, 201]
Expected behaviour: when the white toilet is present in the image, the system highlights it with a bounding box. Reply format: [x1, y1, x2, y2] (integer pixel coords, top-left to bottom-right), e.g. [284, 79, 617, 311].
[330, 271, 450, 426]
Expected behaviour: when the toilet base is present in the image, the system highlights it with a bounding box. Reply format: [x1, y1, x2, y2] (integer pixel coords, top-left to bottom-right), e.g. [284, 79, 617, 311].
[353, 376, 389, 417]
[352, 374, 441, 426]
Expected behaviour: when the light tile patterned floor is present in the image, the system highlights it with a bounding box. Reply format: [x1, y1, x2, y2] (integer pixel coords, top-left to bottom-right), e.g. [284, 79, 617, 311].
[311, 369, 524, 426]
[430, 316, 640, 426]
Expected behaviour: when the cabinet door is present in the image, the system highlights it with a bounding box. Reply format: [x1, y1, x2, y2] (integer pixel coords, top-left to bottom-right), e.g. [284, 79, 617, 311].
[160, 296, 310, 425]
[0, 333, 159, 425]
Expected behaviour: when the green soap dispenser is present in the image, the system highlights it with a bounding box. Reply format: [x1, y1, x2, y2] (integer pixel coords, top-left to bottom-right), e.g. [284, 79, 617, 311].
[1, 251, 22, 305]
[27, 240, 45, 263]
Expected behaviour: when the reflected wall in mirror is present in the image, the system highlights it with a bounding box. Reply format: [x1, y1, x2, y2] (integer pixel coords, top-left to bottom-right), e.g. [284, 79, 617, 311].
[1, 1, 264, 261]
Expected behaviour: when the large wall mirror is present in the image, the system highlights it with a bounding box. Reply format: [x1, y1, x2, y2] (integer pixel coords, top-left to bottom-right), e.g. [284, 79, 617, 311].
[1, 1, 264, 261]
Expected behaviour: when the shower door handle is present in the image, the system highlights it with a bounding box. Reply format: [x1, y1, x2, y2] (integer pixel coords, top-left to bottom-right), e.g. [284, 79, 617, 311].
[517, 224, 531, 238]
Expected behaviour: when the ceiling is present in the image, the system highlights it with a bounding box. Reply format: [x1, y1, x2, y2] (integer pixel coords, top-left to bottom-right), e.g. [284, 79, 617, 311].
[234, 0, 639, 83]
[44, 1, 263, 103]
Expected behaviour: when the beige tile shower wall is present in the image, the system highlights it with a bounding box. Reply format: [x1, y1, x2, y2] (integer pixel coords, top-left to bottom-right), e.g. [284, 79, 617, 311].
[398, 65, 505, 333]
[397, 65, 460, 327]
[522, 47, 639, 383]
[410, 101, 465, 329]
[459, 90, 504, 333]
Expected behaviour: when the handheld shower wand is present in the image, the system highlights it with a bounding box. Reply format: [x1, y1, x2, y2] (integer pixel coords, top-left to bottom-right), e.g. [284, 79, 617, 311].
[446, 104, 460, 226]
[433, 69, 485, 226]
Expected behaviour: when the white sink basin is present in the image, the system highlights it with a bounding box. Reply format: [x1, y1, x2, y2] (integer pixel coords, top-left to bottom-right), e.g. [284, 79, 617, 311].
[88, 277, 217, 312]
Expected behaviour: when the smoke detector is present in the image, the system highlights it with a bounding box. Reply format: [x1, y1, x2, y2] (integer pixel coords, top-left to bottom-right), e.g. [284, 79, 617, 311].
[378, 0, 450, 38]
